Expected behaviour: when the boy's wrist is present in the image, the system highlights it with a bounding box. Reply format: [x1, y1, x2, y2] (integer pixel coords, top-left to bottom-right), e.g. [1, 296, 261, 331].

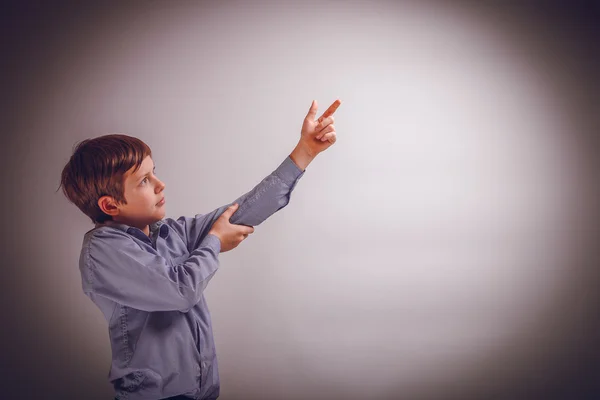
[290, 141, 316, 171]
[207, 231, 221, 243]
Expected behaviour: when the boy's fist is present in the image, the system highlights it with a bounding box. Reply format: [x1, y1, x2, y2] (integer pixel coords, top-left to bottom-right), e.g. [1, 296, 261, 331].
[208, 203, 255, 253]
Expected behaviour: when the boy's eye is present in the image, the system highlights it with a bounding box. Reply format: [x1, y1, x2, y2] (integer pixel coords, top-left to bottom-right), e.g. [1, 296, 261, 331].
[140, 168, 155, 185]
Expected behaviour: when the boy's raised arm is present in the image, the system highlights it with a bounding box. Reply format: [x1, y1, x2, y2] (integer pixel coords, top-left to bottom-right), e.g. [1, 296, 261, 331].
[83, 228, 221, 313]
[166, 154, 304, 251]
[168, 99, 340, 251]
[227, 152, 307, 225]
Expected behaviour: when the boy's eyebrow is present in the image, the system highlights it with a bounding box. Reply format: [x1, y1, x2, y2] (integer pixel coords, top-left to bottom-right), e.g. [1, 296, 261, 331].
[135, 163, 156, 179]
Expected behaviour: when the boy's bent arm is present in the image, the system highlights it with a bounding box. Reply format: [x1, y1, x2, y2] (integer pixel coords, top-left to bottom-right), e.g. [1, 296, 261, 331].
[84, 228, 221, 312]
[168, 155, 305, 251]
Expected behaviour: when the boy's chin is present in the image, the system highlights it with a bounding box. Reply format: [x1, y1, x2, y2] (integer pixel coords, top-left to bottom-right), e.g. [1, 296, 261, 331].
[153, 210, 166, 221]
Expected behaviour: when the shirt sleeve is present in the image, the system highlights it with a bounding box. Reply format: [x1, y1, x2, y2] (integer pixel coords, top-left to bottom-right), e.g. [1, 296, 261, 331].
[166, 155, 305, 251]
[84, 227, 221, 313]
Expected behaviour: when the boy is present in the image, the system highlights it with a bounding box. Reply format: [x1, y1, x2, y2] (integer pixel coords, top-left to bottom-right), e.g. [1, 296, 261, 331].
[59, 99, 340, 400]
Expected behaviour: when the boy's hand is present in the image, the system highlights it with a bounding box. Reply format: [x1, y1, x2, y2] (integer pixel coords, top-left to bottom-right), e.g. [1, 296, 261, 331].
[300, 99, 341, 156]
[208, 203, 254, 253]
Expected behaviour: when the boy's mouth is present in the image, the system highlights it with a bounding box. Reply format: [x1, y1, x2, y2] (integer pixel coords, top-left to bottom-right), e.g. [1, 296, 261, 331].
[156, 197, 165, 206]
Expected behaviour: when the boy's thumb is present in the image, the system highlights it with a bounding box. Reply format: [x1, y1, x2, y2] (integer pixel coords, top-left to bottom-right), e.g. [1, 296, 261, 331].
[223, 203, 238, 218]
[305, 99, 318, 120]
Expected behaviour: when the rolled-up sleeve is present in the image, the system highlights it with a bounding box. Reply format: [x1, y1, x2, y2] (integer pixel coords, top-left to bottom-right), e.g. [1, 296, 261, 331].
[170, 155, 305, 251]
[83, 228, 221, 313]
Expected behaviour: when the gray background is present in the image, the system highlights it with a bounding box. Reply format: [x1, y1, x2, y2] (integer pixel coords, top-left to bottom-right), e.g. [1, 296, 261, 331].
[2, 1, 599, 399]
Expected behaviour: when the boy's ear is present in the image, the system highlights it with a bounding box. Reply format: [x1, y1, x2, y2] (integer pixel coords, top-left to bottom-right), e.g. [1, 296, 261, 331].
[98, 196, 120, 216]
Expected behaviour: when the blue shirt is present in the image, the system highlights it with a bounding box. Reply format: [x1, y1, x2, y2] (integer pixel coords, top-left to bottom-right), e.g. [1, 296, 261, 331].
[79, 156, 305, 400]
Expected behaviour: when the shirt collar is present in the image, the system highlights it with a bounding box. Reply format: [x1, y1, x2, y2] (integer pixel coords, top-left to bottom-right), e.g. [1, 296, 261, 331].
[96, 219, 170, 240]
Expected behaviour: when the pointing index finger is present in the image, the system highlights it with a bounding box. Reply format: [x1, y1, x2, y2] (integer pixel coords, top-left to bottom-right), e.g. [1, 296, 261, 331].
[317, 99, 342, 123]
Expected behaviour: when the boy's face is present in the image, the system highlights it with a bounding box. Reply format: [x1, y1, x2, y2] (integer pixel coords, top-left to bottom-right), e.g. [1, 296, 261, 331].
[98, 155, 166, 231]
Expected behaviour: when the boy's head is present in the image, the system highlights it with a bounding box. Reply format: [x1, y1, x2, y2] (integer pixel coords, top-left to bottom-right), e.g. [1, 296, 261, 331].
[59, 134, 167, 228]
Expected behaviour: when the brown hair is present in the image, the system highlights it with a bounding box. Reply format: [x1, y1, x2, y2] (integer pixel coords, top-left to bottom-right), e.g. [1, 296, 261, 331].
[58, 134, 152, 224]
